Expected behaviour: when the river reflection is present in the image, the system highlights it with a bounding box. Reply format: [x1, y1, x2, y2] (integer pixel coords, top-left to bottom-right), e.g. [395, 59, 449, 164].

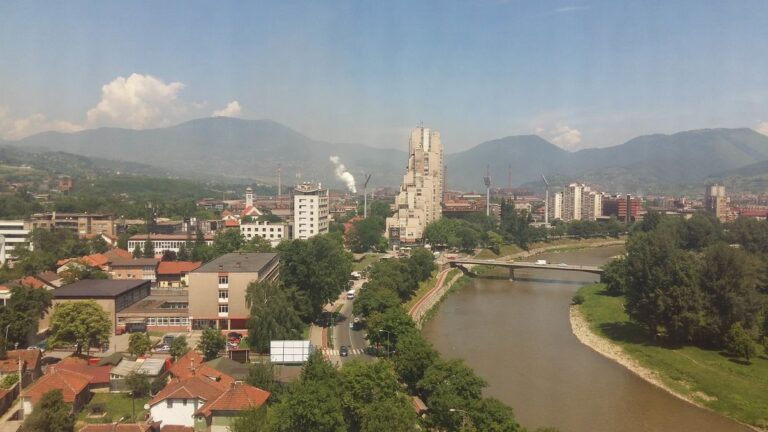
[421, 245, 749, 432]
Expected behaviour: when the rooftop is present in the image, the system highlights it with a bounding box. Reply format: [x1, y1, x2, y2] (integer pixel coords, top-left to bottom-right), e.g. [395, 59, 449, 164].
[129, 233, 213, 241]
[195, 253, 278, 274]
[157, 261, 202, 275]
[110, 258, 160, 267]
[22, 367, 90, 405]
[117, 294, 188, 317]
[53, 279, 149, 299]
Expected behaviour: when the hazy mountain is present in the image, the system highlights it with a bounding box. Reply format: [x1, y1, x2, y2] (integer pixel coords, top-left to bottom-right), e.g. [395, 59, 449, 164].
[14, 117, 407, 189]
[10, 118, 768, 194]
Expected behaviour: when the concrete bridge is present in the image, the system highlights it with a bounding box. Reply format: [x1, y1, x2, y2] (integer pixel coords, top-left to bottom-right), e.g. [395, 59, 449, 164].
[448, 258, 604, 281]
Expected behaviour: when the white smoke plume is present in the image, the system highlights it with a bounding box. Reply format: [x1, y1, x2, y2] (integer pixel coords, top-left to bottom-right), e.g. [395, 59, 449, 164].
[329, 156, 357, 193]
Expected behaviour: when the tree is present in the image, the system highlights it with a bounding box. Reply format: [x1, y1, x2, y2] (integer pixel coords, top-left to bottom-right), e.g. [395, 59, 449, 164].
[347, 217, 385, 253]
[360, 395, 417, 432]
[339, 360, 400, 420]
[198, 327, 226, 361]
[268, 380, 345, 432]
[724, 323, 756, 362]
[170, 335, 189, 359]
[0, 284, 52, 347]
[365, 307, 416, 355]
[684, 213, 721, 250]
[151, 372, 169, 395]
[368, 201, 391, 220]
[353, 286, 400, 318]
[231, 406, 269, 432]
[469, 397, 522, 432]
[486, 231, 503, 255]
[424, 218, 459, 248]
[300, 350, 340, 385]
[393, 330, 438, 389]
[407, 248, 435, 282]
[601, 257, 628, 296]
[161, 250, 178, 261]
[247, 361, 277, 395]
[177, 243, 190, 261]
[132, 243, 143, 258]
[89, 235, 109, 254]
[142, 238, 155, 258]
[241, 235, 273, 253]
[246, 280, 303, 352]
[21, 390, 74, 432]
[48, 301, 111, 355]
[128, 332, 152, 357]
[125, 371, 150, 421]
[213, 228, 246, 255]
[278, 234, 353, 319]
[418, 358, 487, 431]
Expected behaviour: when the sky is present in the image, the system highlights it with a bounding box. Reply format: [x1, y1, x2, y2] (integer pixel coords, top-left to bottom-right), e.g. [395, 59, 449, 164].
[1, 0, 767, 153]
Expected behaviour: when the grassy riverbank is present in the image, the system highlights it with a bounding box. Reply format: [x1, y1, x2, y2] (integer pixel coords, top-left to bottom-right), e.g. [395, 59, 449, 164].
[576, 283, 768, 429]
[475, 236, 626, 259]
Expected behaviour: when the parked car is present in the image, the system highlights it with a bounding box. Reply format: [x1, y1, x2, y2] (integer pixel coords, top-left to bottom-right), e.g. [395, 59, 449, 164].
[162, 334, 175, 346]
[155, 344, 171, 353]
[339, 345, 349, 357]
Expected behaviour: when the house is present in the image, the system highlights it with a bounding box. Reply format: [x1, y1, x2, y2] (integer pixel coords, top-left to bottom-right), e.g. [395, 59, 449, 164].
[0, 349, 43, 386]
[55, 356, 112, 390]
[169, 352, 232, 386]
[149, 374, 269, 430]
[110, 358, 165, 391]
[109, 258, 160, 285]
[21, 367, 91, 415]
[33, 271, 64, 288]
[104, 248, 134, 261]
[56, 253, 111, 272]
[156, 261, 202, 289]
[203, 357, 249, 381]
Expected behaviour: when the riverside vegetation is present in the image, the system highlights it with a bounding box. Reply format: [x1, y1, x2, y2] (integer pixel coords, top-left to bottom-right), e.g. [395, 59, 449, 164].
[575, 213, 768, 428]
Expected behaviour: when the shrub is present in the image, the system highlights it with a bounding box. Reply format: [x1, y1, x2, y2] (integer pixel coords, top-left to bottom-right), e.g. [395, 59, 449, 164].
[571, 294, 585, 305]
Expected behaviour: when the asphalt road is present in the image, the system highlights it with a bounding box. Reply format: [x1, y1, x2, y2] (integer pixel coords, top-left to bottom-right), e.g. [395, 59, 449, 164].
[331, 278, 373, 365]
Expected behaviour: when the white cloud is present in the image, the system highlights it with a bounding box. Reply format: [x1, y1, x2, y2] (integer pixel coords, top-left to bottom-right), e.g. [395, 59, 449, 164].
[755, 122, 768, 136]
[536, 125, 583, 150]
[85, 73, 186, 129]
[212, 101, 243, 118]
[0, 107, 82, 140]
[554, 5, 590, 13]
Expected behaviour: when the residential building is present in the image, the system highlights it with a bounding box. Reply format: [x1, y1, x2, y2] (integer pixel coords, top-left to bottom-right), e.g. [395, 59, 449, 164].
[293, 183, 330, 240]
[0, 220, 30, 265]
[386, 126, 444, 244]
[193, 381, 270, 431]
[705, 183, 728, 222]
[581, 187, 603, 221]
[49, 280, 152, 334]
[127, 233, 214, 257]
[240, 220, 287, 246]
[116, 292, 190, 333]
[603, 195, 642, 223]
[109, 258, 160, 285]
[187, 253, 279, 331]
[29, 212, 115, 236]
[547, 192, 563, 221]
[157, 261, 202, 289]
[21, 367, 91, 415]
[0, 349, 42, 387]
[561, 183, 583, 222]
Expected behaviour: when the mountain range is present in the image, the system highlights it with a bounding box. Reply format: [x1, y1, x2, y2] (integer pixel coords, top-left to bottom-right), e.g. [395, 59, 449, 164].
[4, 117, 768, 194]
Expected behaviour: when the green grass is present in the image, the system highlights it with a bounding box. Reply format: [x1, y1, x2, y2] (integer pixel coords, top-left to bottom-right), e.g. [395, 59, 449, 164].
[77, 393, 150, 424]
[402, 270, 443, 311]
[353, 254, 381, 271]
[577, 283, 768, 429]
[475, 244, 523, 259]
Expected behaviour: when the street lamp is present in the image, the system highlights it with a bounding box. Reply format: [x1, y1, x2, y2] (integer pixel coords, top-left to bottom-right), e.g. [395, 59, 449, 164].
[378, 329, 392, 358]
[449, 408, 470, 430]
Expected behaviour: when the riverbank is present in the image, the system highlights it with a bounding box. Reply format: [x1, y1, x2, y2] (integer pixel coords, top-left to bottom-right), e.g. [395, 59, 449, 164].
[573, 283, 768, 431]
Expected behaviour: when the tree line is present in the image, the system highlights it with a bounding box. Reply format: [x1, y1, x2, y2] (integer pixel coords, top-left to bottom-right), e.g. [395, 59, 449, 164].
[603, 212, 768, 360]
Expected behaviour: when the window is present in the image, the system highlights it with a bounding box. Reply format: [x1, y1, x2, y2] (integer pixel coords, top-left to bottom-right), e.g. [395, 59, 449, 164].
[183, 399, 187, 406]
[218, 290, 228, 300]
[218, 275, 228, 285]
[219, 304, 229, 314]
[167, 400, 172, 408]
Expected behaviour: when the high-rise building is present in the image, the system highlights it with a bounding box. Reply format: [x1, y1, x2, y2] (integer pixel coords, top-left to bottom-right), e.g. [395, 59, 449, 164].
[581, 187, 603, 221]
[551, 183, 603, 222]
[293, 182, 330, 240]
[0, 220, 31, 265]
[386, 126, 444, 244]
[705, 183, 727, 222]
[562, 183, 583, 222]
[548, 192, 563, 221]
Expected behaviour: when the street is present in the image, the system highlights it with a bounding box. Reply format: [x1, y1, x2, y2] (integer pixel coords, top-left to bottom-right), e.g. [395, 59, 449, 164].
[327, 278, 374, 365]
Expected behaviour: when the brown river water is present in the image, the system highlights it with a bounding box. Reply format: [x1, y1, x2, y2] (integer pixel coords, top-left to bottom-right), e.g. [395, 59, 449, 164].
[421, 245, 750, 432]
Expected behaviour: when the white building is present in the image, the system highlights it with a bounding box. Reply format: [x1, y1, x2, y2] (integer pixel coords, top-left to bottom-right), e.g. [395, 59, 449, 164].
[0, 220, 31, 265]
[127, 233, 214, 256]
[386, 126, 444, 244]
[548, 192, 563, 221]
[552, 183, 603, 222]
[293, 183, 330, 240]
[240, 220, 288, 246]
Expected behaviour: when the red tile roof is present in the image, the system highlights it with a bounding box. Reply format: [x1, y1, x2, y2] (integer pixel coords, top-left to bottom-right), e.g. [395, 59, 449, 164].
[55, 361, 111, 386]
[157, 261, 202, 276]
[6, 349, 42, 372]
[18, 276, 47, 289]
[195, 382, 270, 417]
[104, 248, 133, 261]
[149, 375, 227, 408]
[56, 254, 110, 269]
[168, 351, 233, 385]
[22, 367, 90, 405]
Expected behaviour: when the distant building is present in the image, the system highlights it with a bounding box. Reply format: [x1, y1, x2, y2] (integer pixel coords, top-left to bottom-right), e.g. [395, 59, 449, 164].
[581, 187, 603, 221]
[29, 212, 115, 237]
[386, 126, 444, 244]
[705, 183, 728, 222]
[293, 183, 330, 240]
[240, 220, 288, 246]
[603, 195, 642, 223]
[548, 192, 563, 221]
[0, 220, 31, 265]
[550, 183, 603, 222]
[156, 261, 202, 289]
[108, 258, 159, 285]
[187, 252, 279, 331]
[127, 233, 214, 256]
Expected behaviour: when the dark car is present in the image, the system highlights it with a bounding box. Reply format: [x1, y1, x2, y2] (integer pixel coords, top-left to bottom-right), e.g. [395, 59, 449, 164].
[339, 345, 349, 357]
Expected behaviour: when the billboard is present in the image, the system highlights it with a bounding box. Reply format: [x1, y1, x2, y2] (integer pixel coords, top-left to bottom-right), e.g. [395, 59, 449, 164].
[270, 340, 313, 364]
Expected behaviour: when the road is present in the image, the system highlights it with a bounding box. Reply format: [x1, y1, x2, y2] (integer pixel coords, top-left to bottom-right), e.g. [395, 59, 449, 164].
[327, 278, 373, 365]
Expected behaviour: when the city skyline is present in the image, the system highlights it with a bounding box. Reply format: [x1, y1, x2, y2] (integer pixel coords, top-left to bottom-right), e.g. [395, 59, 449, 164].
[1, 1, 768, 152]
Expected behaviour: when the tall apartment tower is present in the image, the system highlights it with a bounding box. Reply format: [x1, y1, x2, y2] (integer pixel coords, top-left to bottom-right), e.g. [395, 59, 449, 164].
[386, 126, 444, 244]
[293, 182, 330, 240]
[548, 192, 563, 221]
[705, 183, 727, 222]
[562, 183, 583, 222]
[581, 186, 603, 221]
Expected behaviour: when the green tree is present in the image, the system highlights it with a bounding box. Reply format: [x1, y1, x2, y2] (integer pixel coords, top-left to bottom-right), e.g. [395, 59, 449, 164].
[301, 350, 340, 385]
[89, 235, 109, 254]
[246, 280, 303, 352]
[48, 301, 111, 355]
[177, 243, 190, 261]
[406, 248, 435, 282]
[132, 243, 143, 258]
[213, 228, 246, 255]
[727, 217, 768, 254]
[151, 372, 168, 395]
[368, 201, 391, 220]
[684, 213, 721, 250]
[0, 284, 52, 347]
[142, 238, 155, 258]
[128, 332, 152, 357]
[170, 335, 189, 359]
[241, 235, 273, 253]
[339, 360, 400, 420]
[278, 234, 353, 320]
[418, 358, 487, 431]
[198, 327, 226, 361]
[365, 307, 416, 355]
[486, 231, 503, 255]
[601, 257, 628, 296]
[353, 286, 400, 318]
[348, 217, 385, 253]
[20, 390, 74, 432]
[469, 397, 522, 432]
[231, 407, 269, 432]
[393, 330, 438, 389]
[125, 371, 150, 421]
[360, 395, 417, 432]
[424, 218, 459, 248]
[247, 361, 277, 395]
[724, 323, 756, 362]
[268, 380, 345, 432]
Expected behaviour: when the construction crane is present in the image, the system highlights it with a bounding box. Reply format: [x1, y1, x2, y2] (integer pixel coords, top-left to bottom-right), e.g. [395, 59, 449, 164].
[541, 174, 550, 227]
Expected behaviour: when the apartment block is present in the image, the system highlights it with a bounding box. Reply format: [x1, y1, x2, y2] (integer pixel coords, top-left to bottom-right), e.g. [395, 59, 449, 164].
[187, 252, 279, 331]
[293, 183, 330, 240]
[240, 220, 288, 246]
[705, 183, 728, 222]
[0, 220, 31, 264]
[29, 212, 115, 236]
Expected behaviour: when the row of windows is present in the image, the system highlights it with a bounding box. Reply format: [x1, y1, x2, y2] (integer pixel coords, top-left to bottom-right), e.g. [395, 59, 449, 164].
[245, 233, 281, 239]
[243, 227, 281, 232]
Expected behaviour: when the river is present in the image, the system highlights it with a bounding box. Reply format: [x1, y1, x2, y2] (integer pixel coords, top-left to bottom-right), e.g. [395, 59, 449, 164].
[421, 245, 750, 432]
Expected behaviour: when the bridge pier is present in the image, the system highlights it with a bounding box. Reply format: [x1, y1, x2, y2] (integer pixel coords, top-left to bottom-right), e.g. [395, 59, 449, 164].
[509, 268, 515, 281]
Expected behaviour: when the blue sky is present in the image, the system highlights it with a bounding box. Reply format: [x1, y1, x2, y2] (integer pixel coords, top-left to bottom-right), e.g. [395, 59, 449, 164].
[1, 0, 767, 152]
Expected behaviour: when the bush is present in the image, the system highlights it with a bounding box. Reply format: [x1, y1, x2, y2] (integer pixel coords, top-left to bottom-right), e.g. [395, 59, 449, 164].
[725, 323, 756, 362]
[571, 294, 585, 305]
[0, 373, 18, 389]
